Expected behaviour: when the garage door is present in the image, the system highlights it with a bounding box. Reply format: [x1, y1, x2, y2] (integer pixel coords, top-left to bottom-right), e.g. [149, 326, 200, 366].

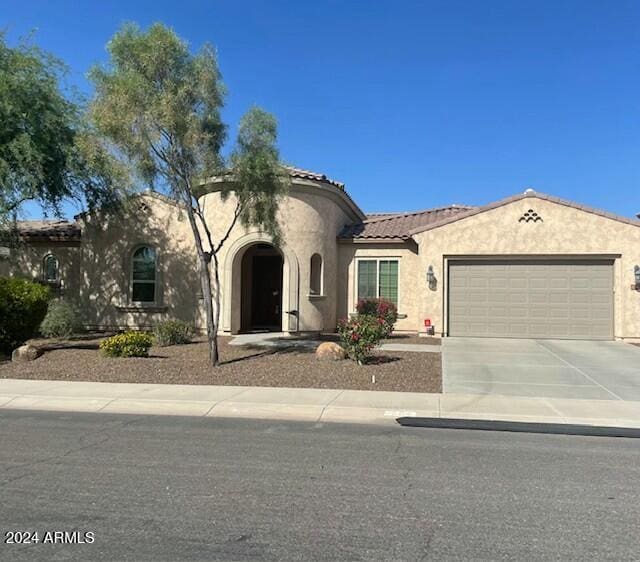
[448, 259, 613, 340]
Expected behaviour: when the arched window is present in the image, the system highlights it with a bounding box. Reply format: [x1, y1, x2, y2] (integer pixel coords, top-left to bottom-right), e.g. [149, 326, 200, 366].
[131, 246, 157, 303]
[310, 253, 323, 296]
[43, 254, 59, 283]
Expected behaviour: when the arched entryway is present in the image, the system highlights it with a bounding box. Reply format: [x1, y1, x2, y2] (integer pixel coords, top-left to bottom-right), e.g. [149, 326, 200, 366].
[222, 232, 300, 335]
[240, 243, 284, 332]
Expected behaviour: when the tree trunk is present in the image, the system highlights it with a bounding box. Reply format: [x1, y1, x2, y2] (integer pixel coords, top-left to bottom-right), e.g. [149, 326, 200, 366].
[211, 252, 222, 362]
[183, 201, 219, 367]
[199, 257, 219, 366]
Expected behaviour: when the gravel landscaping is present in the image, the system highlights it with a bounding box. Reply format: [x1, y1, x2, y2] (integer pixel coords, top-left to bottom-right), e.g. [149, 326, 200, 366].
[277, 332, 441, 347]
[0, 336, 441, 393]
[382, 334, 441, 346]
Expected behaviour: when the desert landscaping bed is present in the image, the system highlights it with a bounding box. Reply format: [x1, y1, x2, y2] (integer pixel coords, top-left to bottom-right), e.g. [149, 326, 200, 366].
[0, 336, 441, 393]
[310, 333, 440, 346]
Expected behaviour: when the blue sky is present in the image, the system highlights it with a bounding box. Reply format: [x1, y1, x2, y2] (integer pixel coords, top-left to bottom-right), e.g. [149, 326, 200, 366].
[4, 0, 640, 218]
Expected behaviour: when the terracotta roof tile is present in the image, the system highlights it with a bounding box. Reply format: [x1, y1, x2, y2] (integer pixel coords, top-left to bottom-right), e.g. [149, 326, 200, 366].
[283, 166, 345, 189]
[339, 205, 474, 240]
[15, 220, 81, 241]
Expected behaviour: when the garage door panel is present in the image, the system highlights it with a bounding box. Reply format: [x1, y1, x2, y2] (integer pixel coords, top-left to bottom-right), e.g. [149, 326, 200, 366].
[529, 292, 549, 305]
[549, 278, 569, 289]
[529, 308, 549, 319]
[507, 292, 527, 304]
[529, 278, 549, 289]
[569, 293, 590, 304]
[448, 260, 613, 340]
[571, 278, 590, 289]
[468, 306, 490, 317]
[591, 294, 613, 305]
[549, 293, 569, 304]
[489, 278, 508, 289]
[571, 308, 591, 320]
[592, 278, 612, 290]
[509, 278, 527, 289]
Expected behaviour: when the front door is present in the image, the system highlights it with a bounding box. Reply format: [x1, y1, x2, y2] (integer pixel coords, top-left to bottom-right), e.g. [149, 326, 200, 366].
[251, 255, 283, 330]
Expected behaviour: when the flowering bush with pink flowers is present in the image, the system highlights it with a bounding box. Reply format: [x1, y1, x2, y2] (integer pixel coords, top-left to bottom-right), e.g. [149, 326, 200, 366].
[337, 314, 387, 365]
[356, 298, 398, 338]
[338, 298, 398, 364]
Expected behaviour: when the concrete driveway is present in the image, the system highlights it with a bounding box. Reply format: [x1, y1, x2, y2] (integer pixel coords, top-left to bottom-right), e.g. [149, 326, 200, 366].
[443, 337, 640, 401]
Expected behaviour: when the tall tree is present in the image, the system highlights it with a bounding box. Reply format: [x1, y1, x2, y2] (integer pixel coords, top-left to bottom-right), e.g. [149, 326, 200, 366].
[89, 23, 288, 366]
[0, 33, 127, 221]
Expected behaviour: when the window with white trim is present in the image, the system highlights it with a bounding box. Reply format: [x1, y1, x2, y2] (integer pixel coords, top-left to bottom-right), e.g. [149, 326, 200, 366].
[131, 246, 157, 303]
[356, 259, 398, 305]
[43, 254, 59, 284]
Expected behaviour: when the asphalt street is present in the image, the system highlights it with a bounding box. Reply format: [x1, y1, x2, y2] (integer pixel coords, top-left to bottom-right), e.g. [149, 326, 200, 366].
[1, 410, 639, 561]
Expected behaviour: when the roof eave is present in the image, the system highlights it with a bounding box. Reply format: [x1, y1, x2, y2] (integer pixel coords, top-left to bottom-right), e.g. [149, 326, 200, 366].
[337, 236, 411, 244]
[408, 191, 640, 236]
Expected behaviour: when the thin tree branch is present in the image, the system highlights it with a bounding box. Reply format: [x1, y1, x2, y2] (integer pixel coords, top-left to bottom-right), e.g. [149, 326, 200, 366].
[3, 196, 31, 214]
[193, 199, 215, 255]
[214, 200, 242, 254]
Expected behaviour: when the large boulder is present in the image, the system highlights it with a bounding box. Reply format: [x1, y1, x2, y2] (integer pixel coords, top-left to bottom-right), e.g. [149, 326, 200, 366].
[11, 344, 43, 362]
[315, 341, 346, 361]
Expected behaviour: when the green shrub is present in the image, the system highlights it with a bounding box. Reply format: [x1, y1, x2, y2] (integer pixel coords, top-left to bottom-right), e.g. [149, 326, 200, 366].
[153, 319, 195, 347]
[40, 299, 81, 338]
[0, 277, 50, 353]
[356, 298, 398, 338]
[100, 331, 153, 358]
[337, 314, 387, 365]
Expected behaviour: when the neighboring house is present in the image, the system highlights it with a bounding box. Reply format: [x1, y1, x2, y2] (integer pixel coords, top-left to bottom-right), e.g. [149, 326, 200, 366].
[2, 165, 640, 341]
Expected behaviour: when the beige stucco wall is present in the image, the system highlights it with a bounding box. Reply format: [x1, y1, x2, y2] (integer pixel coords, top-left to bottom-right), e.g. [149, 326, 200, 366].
[77, 195, 200, 330]
[2, 194, 200, 331]
[411, 197, 640, 339]
[337, 242, 421, 332]
[0, 242, 82, 305]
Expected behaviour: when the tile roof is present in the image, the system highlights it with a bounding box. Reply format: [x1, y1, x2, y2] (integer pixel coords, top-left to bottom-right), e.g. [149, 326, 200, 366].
[283, 166, 345, 189]
[408, 190, 640, 235]
[339, 205, 474, 240]
[15, 220, 81, 242]
[206, 165, 347, 191]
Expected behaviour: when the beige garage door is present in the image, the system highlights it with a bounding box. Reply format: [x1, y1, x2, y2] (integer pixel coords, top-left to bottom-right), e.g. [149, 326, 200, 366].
[448, 259, 613, 340]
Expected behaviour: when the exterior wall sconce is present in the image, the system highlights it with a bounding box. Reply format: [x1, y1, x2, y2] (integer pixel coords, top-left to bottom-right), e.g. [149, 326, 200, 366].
[426, 265, 437, 291]
[635, 266, 640, 290]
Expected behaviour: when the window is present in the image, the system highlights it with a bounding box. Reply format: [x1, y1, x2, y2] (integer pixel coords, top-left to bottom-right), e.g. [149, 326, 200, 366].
[357, 259, 398, 305]
[131, 246, 157, 303]
[310, 253, 323, 296]
[43, 254, 59, 283]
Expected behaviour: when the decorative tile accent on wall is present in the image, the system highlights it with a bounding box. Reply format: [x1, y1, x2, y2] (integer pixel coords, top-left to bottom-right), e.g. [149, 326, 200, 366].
[519, 209, 543, 223]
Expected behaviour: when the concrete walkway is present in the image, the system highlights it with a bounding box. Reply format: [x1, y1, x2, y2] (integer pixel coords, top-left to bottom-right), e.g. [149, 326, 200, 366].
[1, 378, 639, 428]
[229, 332, 441, 353]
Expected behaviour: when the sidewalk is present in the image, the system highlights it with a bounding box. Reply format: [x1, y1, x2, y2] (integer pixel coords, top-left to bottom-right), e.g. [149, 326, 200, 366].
[1, 378, 640, 428]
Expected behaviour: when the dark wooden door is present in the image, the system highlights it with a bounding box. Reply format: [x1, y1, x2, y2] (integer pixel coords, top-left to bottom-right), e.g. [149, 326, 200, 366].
[251, 255, 283, 329]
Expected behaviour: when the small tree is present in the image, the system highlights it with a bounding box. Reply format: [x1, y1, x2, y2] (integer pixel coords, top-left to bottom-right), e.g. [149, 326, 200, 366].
[0, 33, 128, 223]
[89, 23, 288, 366]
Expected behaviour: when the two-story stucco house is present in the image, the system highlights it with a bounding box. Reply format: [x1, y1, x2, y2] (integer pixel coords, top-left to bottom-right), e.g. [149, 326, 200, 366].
[3, 165, 640, 341]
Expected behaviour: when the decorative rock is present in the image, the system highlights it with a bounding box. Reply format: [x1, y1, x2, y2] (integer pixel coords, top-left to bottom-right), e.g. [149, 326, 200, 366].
[11, 344, 43, 362]
[315, 341, 346, 361]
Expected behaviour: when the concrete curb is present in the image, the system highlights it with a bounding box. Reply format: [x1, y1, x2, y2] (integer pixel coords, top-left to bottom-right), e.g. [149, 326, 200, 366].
[0, 378, 639, 429]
